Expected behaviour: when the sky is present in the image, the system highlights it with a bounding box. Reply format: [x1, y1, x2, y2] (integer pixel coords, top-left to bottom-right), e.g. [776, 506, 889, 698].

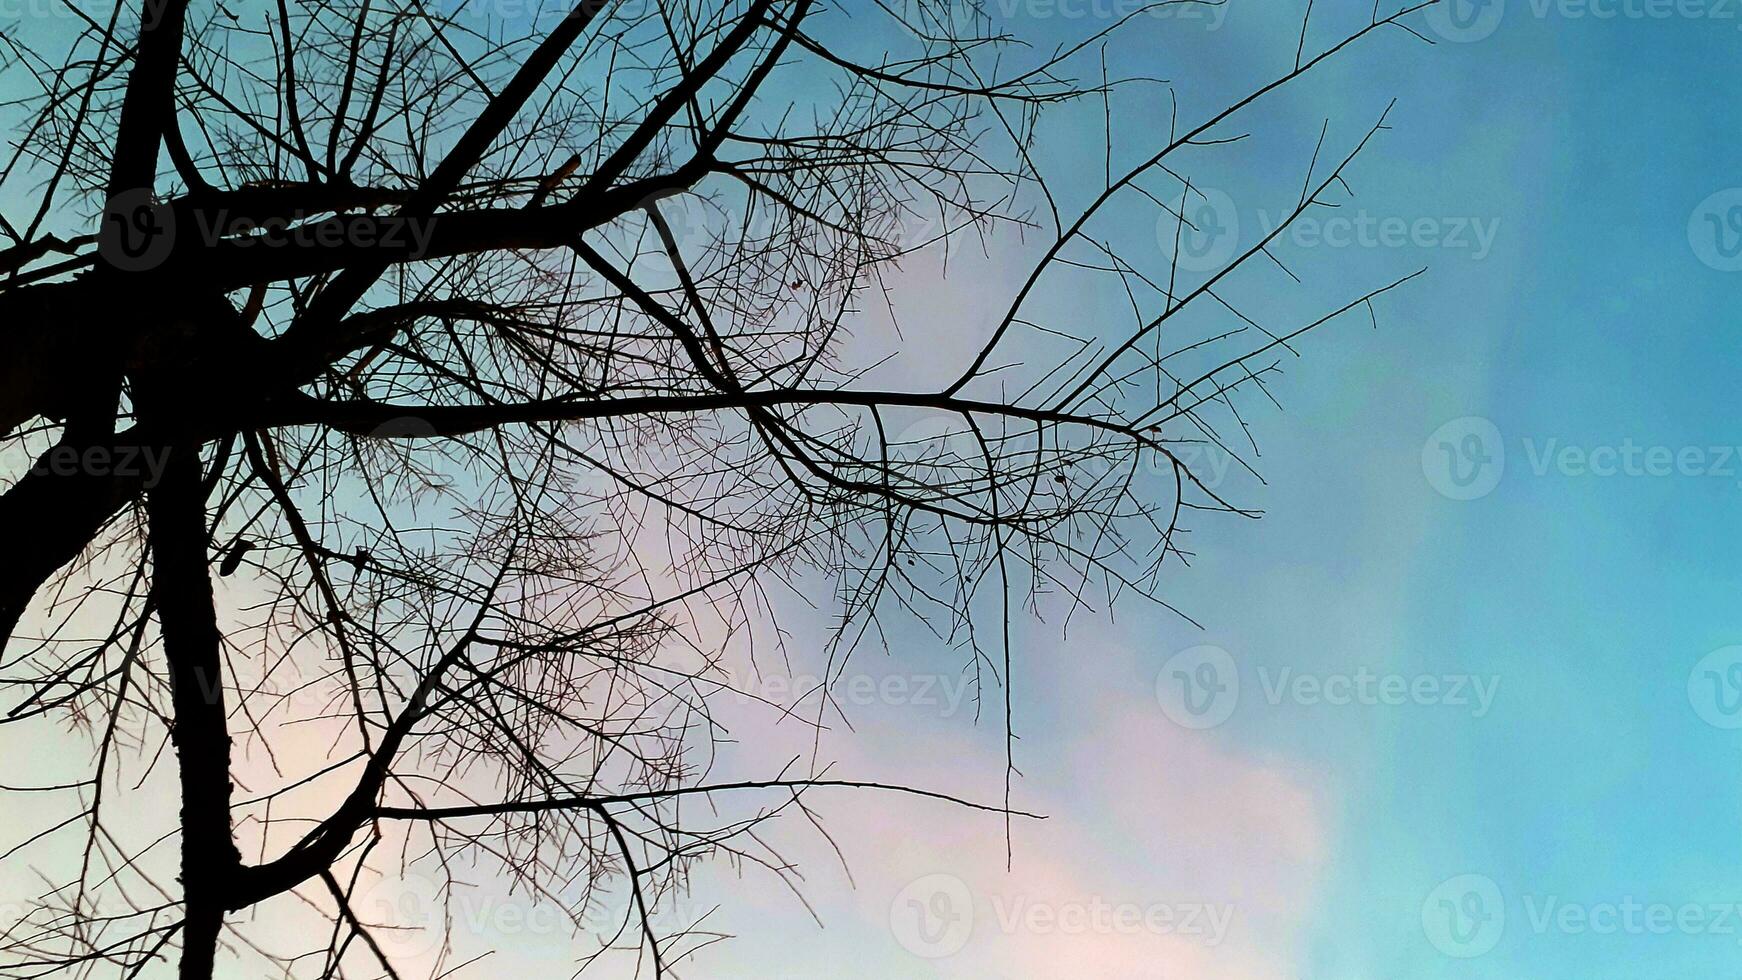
[665, 3, 1742, 978]
[7, 1, 1742, 978]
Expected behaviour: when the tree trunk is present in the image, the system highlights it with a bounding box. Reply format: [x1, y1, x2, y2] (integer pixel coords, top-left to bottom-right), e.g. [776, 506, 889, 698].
[145, 440, 240, 980]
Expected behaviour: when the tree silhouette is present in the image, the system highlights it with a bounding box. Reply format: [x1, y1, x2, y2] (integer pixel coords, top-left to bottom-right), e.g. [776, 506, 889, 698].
[0, 1, 1432, 976]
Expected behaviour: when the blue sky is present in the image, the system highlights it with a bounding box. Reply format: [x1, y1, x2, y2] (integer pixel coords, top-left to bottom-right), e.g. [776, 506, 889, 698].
[1125, 3, 1742, 979]
[722, 3, 1742, 978]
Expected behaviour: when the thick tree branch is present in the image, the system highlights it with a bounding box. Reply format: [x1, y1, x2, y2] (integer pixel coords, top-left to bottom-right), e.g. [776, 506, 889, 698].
[144, 440, 240, 979]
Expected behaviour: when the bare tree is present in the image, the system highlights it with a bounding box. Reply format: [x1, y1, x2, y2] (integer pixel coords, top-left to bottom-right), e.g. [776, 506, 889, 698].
[0, 0, 1434, 976]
